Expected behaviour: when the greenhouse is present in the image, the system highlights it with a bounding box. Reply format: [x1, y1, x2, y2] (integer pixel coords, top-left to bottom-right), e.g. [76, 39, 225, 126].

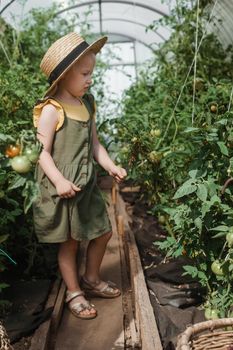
[1, 0, 233, 349]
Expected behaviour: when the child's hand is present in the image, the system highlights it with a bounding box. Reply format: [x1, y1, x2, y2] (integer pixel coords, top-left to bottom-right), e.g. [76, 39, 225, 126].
[109, 165, 127, 184]
[55, 177, 81, 198]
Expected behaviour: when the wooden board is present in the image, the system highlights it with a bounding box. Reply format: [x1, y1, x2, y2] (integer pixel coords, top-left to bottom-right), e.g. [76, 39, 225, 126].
[117, 214, 141, 349]
[115, 188, 163, 350]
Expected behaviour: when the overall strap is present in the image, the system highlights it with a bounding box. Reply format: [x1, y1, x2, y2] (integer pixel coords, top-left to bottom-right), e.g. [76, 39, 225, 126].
[82, 93, 95, 118]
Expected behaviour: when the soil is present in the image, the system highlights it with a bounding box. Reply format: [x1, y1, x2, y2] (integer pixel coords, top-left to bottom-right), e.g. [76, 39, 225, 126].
[13, 337, 31, 350]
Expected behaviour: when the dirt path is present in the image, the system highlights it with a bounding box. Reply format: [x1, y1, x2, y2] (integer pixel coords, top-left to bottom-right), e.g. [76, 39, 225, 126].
[55, 193, 125, 350]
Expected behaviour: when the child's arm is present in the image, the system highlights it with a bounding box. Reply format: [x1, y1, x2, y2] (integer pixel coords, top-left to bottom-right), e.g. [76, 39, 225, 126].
[92, 122, 127, 183]
[37, 104, 80, 198]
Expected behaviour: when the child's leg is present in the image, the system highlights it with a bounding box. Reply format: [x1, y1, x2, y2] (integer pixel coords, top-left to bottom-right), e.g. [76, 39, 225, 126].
[58, 237, 96, 316]
[83, 232, 120, 296]
[84, 231, 112, 282]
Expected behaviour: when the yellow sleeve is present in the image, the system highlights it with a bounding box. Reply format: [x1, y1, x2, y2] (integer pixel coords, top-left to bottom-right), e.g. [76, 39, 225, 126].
[33, 98, 65, 131]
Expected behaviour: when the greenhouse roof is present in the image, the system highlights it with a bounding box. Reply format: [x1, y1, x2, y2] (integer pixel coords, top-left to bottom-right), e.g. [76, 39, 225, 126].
[1, 0, 232, 98]
[1, 0, 233, 59]
[0, 0, 177, 63]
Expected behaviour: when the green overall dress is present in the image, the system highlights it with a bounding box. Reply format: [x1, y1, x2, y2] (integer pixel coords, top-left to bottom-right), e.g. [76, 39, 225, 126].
[33, 94, 112, 243]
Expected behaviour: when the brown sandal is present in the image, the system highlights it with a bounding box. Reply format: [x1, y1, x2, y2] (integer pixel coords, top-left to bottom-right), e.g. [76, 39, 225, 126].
[66, 290, 97, 319]
[80, 276, 121, 298]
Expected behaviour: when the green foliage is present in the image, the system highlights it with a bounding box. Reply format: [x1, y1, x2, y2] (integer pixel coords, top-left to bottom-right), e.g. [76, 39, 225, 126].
[114, 0, 233, 316]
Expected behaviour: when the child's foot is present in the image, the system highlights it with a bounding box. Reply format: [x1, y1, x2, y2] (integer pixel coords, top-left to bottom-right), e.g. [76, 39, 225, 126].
[80, 276, 121, 298]
[66, 290, 97, 319]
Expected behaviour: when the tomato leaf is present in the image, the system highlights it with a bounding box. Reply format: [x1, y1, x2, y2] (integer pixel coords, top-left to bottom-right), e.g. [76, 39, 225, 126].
[211, 232, 227, 239]
[197, 184, 208, 202]
[8, 175, 26, 190]
[194, 217, 202, 233]
[183, 127, 200, 133]
[22, 181, 39, 213]
[173, 181, 197, 199]
[210, 225, 229, 232]
[0, 234, 9, 244]
[217, 141, 229, 156]
[0, 133, 14, 142]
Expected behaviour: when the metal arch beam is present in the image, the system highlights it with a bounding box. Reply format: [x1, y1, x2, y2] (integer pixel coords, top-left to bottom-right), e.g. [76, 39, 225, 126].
[88, 17, 167, 41]
[55, 0, 168, 18]
[0, 0, 16, 15]
[95, 31, 157, 51]
[98, 0, 103, 34]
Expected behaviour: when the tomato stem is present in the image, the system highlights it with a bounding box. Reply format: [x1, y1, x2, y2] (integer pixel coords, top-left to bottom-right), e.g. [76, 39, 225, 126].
[218, 241, 227, 260]
[165, 219, 176, 238]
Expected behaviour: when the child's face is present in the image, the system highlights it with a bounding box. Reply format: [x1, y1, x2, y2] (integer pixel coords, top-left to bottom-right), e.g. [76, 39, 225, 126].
[61, 51, 96, 97]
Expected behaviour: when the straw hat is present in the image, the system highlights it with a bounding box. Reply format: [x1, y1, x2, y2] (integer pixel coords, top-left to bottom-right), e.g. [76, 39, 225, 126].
[40, 32, 108, 96]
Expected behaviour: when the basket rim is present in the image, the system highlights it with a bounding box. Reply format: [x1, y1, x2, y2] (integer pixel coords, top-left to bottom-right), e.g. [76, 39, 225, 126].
[176, 317, 233, 350]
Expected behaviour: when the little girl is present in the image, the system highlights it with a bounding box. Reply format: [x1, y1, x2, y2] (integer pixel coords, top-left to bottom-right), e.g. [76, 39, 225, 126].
[33, 32, 127, 319]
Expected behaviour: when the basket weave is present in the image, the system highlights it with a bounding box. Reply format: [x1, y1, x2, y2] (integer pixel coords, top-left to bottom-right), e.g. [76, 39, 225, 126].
[0, 322, 13, 350]
[176, 318, 233, 350]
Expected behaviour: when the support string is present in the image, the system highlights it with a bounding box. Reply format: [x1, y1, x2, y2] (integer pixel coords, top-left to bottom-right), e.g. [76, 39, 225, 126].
[192, 0, 200, 125]
[157, 0, 219, 149]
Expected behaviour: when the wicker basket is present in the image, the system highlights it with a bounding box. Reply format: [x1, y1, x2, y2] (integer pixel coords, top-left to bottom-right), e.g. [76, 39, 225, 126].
[0, 321, 13, 350]
[176, 318, 233, 350]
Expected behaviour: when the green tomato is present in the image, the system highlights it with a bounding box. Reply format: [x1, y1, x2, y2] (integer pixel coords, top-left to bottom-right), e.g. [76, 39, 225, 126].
[158, 215, 166, 224]
[193, 78, 204, 91]
[153, 129, 161, 137]
[226, 232, 233, 247]
[23, 146, 40, 163]
[11, 156, 31, 174]
[131, 137, 138, 143]
[211, 260, 224, 276]
[204, 308, 219, 320]
[121, 146, 129, 154]
[150, 129, 161, 137]
[149, 151, 162, 164]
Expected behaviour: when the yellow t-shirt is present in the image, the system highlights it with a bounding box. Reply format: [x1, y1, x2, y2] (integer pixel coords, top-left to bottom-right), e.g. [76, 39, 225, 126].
[33, 98, 96, 131]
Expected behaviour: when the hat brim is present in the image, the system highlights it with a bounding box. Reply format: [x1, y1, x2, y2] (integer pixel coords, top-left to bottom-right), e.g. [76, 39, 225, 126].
[44, 36, 108, 97]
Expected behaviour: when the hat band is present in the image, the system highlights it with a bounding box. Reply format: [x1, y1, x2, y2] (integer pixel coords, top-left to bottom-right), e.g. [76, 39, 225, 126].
[48, 41, 89, 85]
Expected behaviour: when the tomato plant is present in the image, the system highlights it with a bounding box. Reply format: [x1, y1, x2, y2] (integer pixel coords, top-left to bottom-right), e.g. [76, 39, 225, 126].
[113, 0, 233, 317]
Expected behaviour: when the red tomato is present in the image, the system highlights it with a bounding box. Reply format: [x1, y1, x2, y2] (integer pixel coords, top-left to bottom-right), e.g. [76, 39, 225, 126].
[5, 144, 21, 158]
